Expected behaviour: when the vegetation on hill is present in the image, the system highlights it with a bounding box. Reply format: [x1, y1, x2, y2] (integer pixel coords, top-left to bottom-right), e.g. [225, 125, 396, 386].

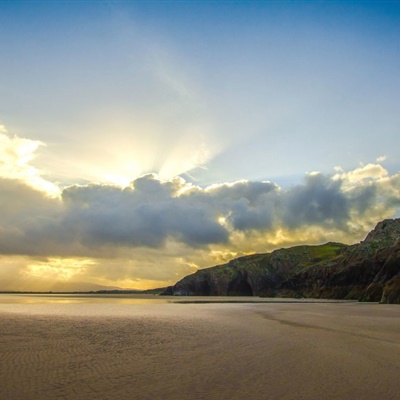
[162, 219, 400, 303]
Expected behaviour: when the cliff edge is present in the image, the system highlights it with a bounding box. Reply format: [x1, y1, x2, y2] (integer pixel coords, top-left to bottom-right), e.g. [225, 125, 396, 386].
[161, 219, 400, 303]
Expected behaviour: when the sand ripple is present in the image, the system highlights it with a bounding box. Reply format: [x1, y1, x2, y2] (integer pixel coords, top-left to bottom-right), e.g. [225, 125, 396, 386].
[1, 302, 400, 400]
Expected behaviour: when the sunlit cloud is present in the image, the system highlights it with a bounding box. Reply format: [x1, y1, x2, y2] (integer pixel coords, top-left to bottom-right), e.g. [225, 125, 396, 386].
[334, 163, 388, 186]
[376, 155, 387, 163]
[0, 127, 60, 197]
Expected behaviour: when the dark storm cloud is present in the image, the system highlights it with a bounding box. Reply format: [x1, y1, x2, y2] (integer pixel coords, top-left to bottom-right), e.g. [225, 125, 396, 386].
[62, 174, 229, 249]
[206, 180, 279, 231]
[0, 170, 399, 257]
[346, 184, 378, 215]
[0, 178, 62, 255]
[281, 174, 350, 229]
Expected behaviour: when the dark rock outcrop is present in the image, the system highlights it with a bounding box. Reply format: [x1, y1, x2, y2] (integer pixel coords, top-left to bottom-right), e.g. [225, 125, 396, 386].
[280, 219, 400, 302]
[161, 219, 400, 303]
[164, 242, 346, 296]
[381, 275, 400, 304]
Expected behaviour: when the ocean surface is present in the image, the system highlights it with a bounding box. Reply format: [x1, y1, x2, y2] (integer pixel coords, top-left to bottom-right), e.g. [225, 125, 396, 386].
[0, 293, 173, 305]
[0, 292, 354, 304]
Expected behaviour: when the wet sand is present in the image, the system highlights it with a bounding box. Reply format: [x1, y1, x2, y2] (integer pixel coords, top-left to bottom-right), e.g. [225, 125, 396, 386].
[1, 300, 400, 400]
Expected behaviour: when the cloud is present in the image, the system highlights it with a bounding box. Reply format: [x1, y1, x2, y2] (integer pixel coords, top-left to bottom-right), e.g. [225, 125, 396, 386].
[1, 129, 400, 288]
[0, 178, 62, 255]
[1, 165, 400, 260]
[281, 173, 349, 229]
[61, 174, 229, 250]
[334, 162, 388, 186]
[0, 128, 60, 197]
[205, 180, 279, 231]
[376, 155, 387, 163]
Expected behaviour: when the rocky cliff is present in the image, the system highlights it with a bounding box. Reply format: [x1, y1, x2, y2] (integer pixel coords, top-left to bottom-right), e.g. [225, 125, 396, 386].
[162, 219, 400, 303]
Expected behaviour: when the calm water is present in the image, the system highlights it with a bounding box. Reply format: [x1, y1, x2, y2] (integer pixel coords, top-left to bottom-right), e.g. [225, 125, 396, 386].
[0, 293, 270, 317]
[0, 293, 354, 306]
[0, 293, 171, 305]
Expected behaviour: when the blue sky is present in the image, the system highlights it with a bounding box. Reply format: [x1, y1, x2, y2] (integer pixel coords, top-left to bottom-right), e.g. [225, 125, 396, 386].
[1, 1, 400, 290]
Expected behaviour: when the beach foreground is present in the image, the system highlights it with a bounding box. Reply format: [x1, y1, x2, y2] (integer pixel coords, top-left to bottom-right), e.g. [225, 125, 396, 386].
[1, 298, 399, 400]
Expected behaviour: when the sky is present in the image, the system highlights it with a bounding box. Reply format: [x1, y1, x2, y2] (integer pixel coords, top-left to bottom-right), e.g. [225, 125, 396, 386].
[1, 0, 400, 291]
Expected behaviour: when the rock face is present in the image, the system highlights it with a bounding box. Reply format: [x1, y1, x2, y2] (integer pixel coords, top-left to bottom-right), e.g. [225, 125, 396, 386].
[162, 219, 400, 303]
[279, 219, 400, 302]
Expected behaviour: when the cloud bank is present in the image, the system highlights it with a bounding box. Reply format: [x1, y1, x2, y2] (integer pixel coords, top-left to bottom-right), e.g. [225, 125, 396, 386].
[1, 129, 400, 289]
[1, 157, 399, 257]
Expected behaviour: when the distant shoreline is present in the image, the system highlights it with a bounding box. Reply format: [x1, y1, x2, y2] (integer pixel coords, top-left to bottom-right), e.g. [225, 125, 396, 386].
[0, 289, 161, 295]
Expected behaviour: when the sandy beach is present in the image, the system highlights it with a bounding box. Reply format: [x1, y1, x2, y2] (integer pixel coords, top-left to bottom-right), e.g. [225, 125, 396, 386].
[1, 297, 399, 400]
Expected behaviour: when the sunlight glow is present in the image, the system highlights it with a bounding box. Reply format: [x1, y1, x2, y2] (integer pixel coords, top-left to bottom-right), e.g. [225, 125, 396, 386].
[23, 258, 95, 282]
[94, 134, 216, 186]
